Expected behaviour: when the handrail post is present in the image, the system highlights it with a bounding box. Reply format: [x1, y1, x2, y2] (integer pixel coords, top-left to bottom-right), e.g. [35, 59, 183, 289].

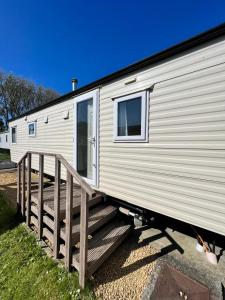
[53, 157, 61, 258]
[38, 154, 44, 240]
[21, 158, 26, 216]
[79, 188, 89, 289]
[26, 153, 32, 226]
[17, 163, 21, 213]
[65, 171, 73, 270]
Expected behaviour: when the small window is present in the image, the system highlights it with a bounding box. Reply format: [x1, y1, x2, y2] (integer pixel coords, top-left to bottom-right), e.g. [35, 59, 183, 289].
[28, 122, 36, 137]
[5, 135, 7, 142]
[113, 91, 148, 142]
[11, 126, 17, 143]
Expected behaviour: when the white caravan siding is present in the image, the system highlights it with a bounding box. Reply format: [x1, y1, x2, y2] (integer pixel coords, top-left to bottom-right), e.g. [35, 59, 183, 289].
[9, 36, 225, 235]
[0, 132, 10, 149]
[99, 36, 225, 236]
[10, 99, 74, 179]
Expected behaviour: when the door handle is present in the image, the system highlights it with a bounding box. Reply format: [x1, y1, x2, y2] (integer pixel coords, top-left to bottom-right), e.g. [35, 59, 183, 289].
[88, 137, 96, 144]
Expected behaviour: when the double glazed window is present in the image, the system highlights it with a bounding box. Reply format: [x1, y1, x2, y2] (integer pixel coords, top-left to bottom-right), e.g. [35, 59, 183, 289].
[113, 91, 148, 141]
[28, 122, 36, 137]
[11, 126, 17, 143]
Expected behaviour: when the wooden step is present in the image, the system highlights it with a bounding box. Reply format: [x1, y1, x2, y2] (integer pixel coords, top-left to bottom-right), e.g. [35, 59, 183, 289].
[60, 205, 117, 244]
[60, 221, 131, 275]
[31, 184, 103, 220]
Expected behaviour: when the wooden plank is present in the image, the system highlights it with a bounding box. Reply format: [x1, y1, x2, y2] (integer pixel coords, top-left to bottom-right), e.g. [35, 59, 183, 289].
[31, 204, 38, 216]
[27, 151, 56, 157]
[43, 228, 54, 245]
[43, 215, 54, 230]
[65, 171, 73, 271]
[31, 184, 102, 220]
[30, 215, 38, 228]
[17, 164, 21, 213]
[79, 189, 89, 289]
[26, 153, 31, 226]
[38, 154, 44, 240]
[60, 205, 117, 243]
[53, 158, 61, 258]
[21, 158, 26, 216]
[74, 222, 131, 276]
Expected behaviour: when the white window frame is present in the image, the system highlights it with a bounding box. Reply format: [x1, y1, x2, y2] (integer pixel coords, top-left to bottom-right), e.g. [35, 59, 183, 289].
[28, 121, 36, 137]
[11, 126, 17, 144]
[113, 91, 148, 142]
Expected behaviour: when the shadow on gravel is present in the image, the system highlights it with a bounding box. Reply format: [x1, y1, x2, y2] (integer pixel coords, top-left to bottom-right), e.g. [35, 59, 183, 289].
[94, 224, 183, 286]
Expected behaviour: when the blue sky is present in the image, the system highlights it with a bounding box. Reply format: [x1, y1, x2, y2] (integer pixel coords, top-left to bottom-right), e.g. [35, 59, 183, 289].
[0, 0, 225, 94]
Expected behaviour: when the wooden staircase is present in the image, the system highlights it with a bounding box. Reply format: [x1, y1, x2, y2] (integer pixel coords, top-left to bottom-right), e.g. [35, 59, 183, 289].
[17, 151, 131, 288]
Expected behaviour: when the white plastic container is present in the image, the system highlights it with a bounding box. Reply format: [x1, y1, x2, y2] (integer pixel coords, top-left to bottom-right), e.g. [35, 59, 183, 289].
[206, 252, 217, 265]
[196, 242, 204, 253]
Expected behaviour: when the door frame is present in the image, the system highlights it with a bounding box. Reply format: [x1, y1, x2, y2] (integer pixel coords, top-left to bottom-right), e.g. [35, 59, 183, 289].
[73, 89, 99, 187]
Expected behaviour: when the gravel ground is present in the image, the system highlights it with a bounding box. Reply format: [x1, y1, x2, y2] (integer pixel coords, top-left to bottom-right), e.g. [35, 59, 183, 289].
[94, 231, 156, 300]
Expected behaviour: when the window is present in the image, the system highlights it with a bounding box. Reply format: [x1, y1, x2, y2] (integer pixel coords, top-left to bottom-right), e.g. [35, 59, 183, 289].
[5, 135, 7, 142]
[28, 122, 36, 137]
[11, 126, 17, 143]
[113, 91, 148, 141]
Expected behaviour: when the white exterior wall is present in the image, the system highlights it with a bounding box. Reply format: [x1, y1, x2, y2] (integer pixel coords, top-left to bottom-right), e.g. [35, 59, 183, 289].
[0, 132, 10, 149]
[10, 99, 74, 179]
[9, 36, 225, 235]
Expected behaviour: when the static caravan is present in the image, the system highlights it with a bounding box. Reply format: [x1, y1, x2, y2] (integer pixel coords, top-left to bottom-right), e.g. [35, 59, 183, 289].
[9, 23, 225, 238]
[0, 131, 10, 150]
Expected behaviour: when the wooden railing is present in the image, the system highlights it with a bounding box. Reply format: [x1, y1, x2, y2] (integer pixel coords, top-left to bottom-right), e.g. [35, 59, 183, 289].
[17, 151, 96, 288]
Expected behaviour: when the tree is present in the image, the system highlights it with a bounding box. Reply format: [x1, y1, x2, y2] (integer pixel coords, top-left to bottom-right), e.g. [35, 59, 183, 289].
[0, 71, 60, 127]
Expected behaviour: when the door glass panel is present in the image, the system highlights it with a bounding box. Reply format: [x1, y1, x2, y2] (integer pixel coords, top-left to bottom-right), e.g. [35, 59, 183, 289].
[77, 98, 93, 179]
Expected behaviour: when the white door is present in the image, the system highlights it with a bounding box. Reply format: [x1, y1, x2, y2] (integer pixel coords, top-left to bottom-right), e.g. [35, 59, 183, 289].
[74, 89, 99, 186]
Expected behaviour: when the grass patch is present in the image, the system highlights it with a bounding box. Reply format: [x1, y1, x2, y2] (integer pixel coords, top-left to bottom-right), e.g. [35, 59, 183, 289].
[0, 192, 95, 300]
[0, 149, 10, 161]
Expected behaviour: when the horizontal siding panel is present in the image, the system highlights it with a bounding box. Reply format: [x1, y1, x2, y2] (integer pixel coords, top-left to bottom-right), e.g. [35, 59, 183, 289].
[102, 123, 225, 134]
[101, 152, 225, 168]
[100, 147, 225, 158]
[151, 92, 225, 112]
[150, 102, 225, 120]
[152, 69, 225, 99]
[100, 175, 225, 214]
[101, 179, 225, 225]
[100, 182, 225, 236]
[151, 82, 225, 105]
[100, 167, 225, 195]
[101, 158, 225, 181]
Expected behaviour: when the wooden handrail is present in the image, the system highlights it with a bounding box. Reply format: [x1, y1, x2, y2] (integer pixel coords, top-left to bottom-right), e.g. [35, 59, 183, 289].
[17, 150, 92, 288]
[56, 154, 95, 198]
[17, 152, 28, 165]
[18, 151, 96, 198]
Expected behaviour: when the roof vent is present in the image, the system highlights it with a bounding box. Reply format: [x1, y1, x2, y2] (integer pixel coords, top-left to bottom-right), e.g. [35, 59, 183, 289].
[72, 78, 78, 91]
